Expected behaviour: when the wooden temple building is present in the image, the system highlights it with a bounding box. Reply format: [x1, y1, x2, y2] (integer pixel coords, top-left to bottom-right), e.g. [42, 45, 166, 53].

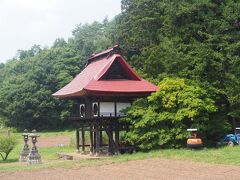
[53, 45, 158, 155]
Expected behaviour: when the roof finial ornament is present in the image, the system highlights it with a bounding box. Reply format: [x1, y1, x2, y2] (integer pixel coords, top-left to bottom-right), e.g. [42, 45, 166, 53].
[87, 45, 122, 65]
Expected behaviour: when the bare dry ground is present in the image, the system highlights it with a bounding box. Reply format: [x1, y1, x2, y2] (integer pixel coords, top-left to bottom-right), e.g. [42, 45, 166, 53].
[0, 158, 240, 180]
[1, 136, 239, 180]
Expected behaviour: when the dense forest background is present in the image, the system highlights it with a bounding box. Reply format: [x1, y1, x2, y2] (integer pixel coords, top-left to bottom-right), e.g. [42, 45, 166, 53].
[0, 0, 239, 147]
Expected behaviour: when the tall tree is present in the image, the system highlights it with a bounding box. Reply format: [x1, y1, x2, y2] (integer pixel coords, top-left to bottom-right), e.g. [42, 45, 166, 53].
[0, 20, 113, 130]
[117, 0, 240, 129]
[123, 78, 221, 149]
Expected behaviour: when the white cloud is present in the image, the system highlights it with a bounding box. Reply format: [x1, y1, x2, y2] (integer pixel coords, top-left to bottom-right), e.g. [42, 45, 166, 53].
[3, 0, 60, 11]
[0, 0, 121, 62]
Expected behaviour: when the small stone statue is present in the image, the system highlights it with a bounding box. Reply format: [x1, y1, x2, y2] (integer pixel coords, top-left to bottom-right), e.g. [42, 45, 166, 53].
[19, 129, 30, 162]
[27, 129, 42, 164]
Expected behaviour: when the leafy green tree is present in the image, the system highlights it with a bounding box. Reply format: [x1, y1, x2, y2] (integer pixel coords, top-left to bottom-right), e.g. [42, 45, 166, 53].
[0, 0, 239, 137]
[0, 20, 115, 130]
[123, 78, 228, 150]
[52, 38, 67, 48]
[70, 21, 112, 57]
[0, 47, 79, 129]
[118, 0, 240, 131]
[17, 45, 42, 60]
[0, 136, 17, 161]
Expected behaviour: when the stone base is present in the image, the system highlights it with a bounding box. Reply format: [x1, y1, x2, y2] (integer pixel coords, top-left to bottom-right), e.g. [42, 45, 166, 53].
[19, 150, 30, 162]
[28, 159, 42, 164]
[19, 155, 28, 162]
[27, 153, 42, 164]
[57, 153, 73, 160]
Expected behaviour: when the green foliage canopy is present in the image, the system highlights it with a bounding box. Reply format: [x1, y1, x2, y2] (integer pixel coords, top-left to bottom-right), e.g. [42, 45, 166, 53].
[0, 0, 239, 143]
[117, 0, 240, 140]
[0, 135, 17, 161]
[0, 20, 112, 130]
[123, 78, 230, 150]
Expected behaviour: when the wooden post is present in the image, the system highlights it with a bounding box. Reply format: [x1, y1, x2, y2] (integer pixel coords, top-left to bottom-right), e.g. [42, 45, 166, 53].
[106, 126, 115, 154]
[100, 125, 103, 146]
[85, 98, 91, 118]
[95, 124, 100, 155]
[76, 128, 80, 153]
[93, 125, 96, 152]
[90, 125, 94, 154]
[115, 129, 119, 154]
[81, 126, 85, 152]
[114, 102, 117, 117]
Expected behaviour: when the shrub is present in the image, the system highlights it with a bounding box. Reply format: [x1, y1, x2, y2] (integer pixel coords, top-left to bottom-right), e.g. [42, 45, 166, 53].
[0, 136, 17, 161]
[122, 78, 229, 150]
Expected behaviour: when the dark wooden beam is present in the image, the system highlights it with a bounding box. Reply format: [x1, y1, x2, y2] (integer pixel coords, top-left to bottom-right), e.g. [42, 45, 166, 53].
[95, 124, 100, 155]
[84, 97, 92, 118]
[100, 125, 103, 146]
[76, 128, 80, 152]
[98, 101, 100, 117]
[114, 101, 117, 117]
[81, 126, 85, 152]
[89, 125, 94, 154]
[93, 126, 96, 152]
[108, 129, 113, 154]
[105, 126, 117, 154]
[115, 128, 120, 154]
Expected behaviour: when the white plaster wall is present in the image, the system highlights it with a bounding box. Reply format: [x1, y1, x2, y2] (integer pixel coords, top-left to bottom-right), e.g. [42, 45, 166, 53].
[100, 102, 115, 116]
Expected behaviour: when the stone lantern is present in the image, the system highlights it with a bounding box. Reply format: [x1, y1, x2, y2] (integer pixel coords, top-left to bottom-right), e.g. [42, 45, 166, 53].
[19, 129, 30, 162]
[27, 129, 41, 164]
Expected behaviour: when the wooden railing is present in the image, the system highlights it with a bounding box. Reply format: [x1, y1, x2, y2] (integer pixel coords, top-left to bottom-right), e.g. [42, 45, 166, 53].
[69, 113, 126, 121]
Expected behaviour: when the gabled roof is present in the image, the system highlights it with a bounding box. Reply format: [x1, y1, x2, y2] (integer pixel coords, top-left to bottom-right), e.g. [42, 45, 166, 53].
[53, 48, 158, 98]
[87, 45, 122, 65]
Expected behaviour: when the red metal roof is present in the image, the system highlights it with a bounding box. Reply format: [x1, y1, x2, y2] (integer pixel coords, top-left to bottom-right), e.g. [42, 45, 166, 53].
[87, 45, 121, 65]
[53, 52, 158, 98]
[88, 45, 119, 60]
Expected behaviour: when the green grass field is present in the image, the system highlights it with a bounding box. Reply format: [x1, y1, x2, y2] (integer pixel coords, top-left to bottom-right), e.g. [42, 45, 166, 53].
[0, 129, 240, 172]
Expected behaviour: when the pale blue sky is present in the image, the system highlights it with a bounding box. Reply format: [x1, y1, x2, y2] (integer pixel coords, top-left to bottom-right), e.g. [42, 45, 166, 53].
[0, 0, 121, 63]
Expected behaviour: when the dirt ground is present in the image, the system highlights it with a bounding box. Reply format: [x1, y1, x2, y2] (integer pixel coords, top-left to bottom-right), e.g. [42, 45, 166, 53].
[0, 158, 240, 180]
[1, 136, 239, 180]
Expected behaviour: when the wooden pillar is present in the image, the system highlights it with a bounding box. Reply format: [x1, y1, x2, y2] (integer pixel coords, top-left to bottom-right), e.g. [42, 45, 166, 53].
[100, 125, 103, 146]
[90, 125, 94, 154]
[108, 127, 114, 154]
[93, 125, 96, 152]
[115, 129, 119, 153]
[76, 128, 80, 153]
[81, 126, 85, 152]
[114, 102, 117, 117]
[95, 124, 100, 155]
